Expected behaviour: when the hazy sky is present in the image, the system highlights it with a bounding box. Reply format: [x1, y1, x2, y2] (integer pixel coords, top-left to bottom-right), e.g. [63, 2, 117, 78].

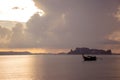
[0, 0, 120, 53]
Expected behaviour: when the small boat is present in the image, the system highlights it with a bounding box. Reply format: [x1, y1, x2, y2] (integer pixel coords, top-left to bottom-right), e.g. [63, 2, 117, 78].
[82, 54, 97, 61]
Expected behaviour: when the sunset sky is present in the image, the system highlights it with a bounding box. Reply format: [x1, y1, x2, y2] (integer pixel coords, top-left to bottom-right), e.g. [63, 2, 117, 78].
[0, 0, 120, 53]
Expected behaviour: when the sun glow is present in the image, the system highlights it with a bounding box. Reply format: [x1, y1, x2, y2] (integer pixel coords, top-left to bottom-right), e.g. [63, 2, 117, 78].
[0, 48, 69, 54]
[0, 0, 45, 22]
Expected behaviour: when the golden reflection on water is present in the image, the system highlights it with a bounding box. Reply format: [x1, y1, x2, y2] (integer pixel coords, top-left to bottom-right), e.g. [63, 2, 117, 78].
[1, 55, 120, 80]
[0, 55, 37, 80]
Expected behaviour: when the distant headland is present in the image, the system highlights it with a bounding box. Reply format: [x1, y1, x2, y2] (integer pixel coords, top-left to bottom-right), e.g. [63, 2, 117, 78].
[0, 51, 31, 55]
[67, 47, 112, 55]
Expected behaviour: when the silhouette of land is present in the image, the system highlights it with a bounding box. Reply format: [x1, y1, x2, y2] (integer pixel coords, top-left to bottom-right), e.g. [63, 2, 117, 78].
[0, 51, 31, 55]
[67, 47, 112, 55]
[0, 47, 114, 55]
[0, 51, 55, 55]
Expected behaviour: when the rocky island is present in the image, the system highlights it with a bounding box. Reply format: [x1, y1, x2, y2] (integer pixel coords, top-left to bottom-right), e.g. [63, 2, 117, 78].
[68, 47, 112, 55]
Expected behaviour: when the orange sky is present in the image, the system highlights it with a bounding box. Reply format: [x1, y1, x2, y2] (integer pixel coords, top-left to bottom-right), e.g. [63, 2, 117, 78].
[0, 48, 69, 54]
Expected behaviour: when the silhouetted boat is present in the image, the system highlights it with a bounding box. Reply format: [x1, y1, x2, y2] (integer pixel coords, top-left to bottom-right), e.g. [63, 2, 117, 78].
[82, 54, 97, 61]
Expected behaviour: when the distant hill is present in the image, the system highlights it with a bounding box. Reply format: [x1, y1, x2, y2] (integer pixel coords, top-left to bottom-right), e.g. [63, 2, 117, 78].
[68, 47, 112, 55]
[0, 51, 31, 55]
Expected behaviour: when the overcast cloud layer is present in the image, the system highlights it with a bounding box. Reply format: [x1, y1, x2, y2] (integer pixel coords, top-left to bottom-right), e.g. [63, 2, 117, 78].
[0, 0, 120, 53]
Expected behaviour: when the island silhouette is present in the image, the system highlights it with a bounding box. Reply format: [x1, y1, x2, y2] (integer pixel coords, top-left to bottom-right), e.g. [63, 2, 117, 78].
[67, 47, 112, 55]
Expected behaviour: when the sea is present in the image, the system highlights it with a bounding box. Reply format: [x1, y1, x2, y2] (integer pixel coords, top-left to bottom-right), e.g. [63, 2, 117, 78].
[0, 55, 120, 80]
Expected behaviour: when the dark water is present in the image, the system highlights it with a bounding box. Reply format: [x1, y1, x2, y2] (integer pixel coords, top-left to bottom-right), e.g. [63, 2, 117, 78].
[0, 55, 120, 80]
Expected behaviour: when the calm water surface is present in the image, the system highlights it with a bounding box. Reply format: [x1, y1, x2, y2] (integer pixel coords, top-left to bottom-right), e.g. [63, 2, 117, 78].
[0, 55, 120, 80]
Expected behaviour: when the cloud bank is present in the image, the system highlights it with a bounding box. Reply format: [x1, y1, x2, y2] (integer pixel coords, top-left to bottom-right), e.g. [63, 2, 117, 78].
[0, 0, 120, 53]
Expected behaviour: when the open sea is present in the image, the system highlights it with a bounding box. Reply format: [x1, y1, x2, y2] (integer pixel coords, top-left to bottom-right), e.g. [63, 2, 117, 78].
[0, 55, 120, 80]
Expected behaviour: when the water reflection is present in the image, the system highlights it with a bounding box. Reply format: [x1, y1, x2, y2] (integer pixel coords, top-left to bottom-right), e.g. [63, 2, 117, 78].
[0, 55, 35, 80]
[33, 55, 83, 80]
[0, 55, 120, 80]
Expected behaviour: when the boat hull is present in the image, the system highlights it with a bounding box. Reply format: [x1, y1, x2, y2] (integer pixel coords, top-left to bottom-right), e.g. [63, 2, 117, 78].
[82, 55, 97, 61]
[83, 56, 96, 61]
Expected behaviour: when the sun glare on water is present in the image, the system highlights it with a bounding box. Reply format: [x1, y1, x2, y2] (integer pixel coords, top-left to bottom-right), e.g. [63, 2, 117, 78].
[0, 0, 45, 22]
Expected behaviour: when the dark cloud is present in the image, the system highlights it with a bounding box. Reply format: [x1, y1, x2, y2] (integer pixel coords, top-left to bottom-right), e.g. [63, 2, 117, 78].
[26, 13, 71, 48]
[9, 23, 35, 48]
[103, 39, 120, 45]
[26, 0, 120, 49]
[0, 26, 11, 47]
